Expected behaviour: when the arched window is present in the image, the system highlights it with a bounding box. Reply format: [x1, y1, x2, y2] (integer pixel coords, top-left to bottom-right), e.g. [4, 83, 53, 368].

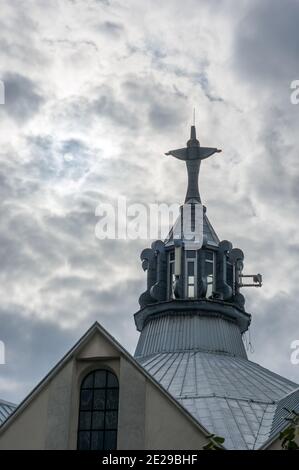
[77, 369, 119, 450]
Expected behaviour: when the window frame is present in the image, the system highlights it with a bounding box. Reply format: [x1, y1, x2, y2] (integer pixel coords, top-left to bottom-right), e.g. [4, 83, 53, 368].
[77, 369, 119, 451]
[185, 250, 197, 299]
[205, 249, 216, 298]
[167, 250, 175, 299]
[226, 259, 235, 295]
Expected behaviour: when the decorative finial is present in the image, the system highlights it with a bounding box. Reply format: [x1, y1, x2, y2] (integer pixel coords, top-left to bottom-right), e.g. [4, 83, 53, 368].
[193, 108, 196, 126]
[165, 125, 221, 203]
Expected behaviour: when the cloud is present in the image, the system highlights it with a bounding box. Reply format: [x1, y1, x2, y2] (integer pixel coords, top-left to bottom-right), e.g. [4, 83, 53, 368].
[234, 0, 299, 85]
[92, 85, 140, 130]
[0, 0, 298, 405]
[98, 21, 124, 38]
[0, 308, 77, 403]
[248, 289, 299, 384]
[1, 72, 44, 123]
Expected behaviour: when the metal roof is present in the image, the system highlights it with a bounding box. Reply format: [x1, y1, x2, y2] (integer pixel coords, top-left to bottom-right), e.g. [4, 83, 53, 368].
[203, 212, 219, 246]
[165, 210, 219, 248]
[264, 387, 299, 447]
[135, 314, 247, 359]
[0, 323, 214, 445]
[0, 399, 16, 426]
[138, 351, 298, 450]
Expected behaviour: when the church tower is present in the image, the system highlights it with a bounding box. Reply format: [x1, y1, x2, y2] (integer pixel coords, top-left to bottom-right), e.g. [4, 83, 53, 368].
[134, 125, 297, 450]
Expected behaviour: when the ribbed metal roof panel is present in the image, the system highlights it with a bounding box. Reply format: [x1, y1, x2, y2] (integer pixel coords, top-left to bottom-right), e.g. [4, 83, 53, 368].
[266, 387, 299, 445]
[165, 211, 219, 247]
[135, 314, 247, 358]
[138, 351, 298, 449]
[0, 399, 16, 426]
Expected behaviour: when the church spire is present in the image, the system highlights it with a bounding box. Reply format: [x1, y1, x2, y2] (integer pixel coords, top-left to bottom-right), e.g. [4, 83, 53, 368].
[135, 122, 262, 361]
[165, 125, 221, 203]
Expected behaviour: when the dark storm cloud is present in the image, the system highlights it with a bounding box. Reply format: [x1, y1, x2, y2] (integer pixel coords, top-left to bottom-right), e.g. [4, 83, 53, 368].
[0, 178, 143, 404]
[196, 73, 224, 103]
[234, 0, 299, 84]
[122, 77, 187, 131]
[82, 277, 144, 310]
[0, 277, 142, 404]
[90, 77, 187, 132]
[0, 0, 298, 405]
[0, 4, 47, 68]
[148, 103, 182, 130]
[92, 86, 140, 130]
[245, 116, 297, 208]
[61, 138, 86, 155]
[230, 0, 299, 221]
[0, 307, 79, 403]
[98, 21, 124, 38]
[248, 290, 299, 384]
[1, 72, 44, 123]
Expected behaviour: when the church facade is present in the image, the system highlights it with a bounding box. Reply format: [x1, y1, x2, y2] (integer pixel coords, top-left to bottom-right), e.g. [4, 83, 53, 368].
[0, 126, 298, 450]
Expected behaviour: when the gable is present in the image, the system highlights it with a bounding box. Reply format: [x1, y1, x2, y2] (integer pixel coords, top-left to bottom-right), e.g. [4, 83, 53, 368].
[0, 322, 211, 450]
[77, 330, 119, 360]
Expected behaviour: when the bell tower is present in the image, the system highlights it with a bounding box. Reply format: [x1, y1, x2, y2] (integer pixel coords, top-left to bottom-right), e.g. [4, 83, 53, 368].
[132, 124, 298, 451]
[134, 125, 262, 359]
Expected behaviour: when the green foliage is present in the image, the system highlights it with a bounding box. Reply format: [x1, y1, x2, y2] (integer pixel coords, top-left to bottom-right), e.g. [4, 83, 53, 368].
[279, 409, 299, 450]
[203, 434, 225, 450]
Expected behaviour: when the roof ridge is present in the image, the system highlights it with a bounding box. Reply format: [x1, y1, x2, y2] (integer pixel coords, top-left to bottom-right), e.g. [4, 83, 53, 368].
[0, 322, 215, 445]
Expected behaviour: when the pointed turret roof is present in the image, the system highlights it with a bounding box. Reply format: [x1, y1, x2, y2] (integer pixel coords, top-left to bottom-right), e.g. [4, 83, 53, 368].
[164, 125, 220, 248]
[165, 208, 219, 248]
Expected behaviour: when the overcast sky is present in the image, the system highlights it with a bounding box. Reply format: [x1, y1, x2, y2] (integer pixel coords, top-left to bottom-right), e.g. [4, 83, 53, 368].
[0, 0, 299, 403]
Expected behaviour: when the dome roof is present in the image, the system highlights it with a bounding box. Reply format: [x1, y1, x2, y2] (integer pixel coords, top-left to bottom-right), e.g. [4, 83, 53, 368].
[138, 351, 298, 450]
[0, 399, 16, 426]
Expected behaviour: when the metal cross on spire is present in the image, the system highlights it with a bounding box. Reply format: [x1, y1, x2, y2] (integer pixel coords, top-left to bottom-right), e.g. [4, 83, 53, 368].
[165, 125, 221, 203]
